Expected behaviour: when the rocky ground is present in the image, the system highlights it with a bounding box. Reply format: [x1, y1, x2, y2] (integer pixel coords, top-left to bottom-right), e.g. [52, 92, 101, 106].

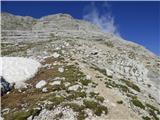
[1, 12, 160, 120]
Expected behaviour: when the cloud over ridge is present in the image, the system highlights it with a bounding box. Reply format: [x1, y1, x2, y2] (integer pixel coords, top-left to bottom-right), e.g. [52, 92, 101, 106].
[83, 2, 120, 36]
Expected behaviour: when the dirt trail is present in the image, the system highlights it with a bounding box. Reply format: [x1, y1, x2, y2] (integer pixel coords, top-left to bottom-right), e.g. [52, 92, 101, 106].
[77, 62, 142, 120]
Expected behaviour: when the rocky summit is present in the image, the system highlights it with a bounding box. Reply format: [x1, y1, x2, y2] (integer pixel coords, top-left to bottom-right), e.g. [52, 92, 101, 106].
[1, 12, 160, 120]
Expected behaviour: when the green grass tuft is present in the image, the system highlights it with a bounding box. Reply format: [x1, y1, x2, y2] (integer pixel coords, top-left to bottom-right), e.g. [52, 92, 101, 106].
[118, 84, 130, 93]
[4, 108, 41, 120]
[131, 98, 145, 109]
[63, 103, 85, 112]
[83, 99, 108, 116]
[146, 103, 160, 114]
[120, 79, 140, 92]
[117, 100, 123, 104]
[148, 109, 159, 120]
[66, 91, 86, 100]
[89, 92, 99, 98]
[79, 79, 91, 86]
[48, 95, 65, 106]
[142, 116, 151, 120]
[95, 96, 105, 103]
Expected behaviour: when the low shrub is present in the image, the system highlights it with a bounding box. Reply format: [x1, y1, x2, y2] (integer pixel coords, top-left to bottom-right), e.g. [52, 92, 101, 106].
[117, 100, 123, 104]
[131, 99, 145, 109]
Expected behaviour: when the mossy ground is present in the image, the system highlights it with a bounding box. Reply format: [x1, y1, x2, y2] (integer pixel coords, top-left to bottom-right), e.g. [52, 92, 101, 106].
[3, 107, 41, 120]
[145, 103, 160, 120]
[142, 116, 151, 120]
[120, 79, 140, 92]
[83, 99, 108, 116]
[131, 98, 145, 110]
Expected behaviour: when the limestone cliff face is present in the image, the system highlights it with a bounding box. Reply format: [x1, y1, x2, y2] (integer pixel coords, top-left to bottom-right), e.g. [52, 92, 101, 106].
[1, 12, 160, 120]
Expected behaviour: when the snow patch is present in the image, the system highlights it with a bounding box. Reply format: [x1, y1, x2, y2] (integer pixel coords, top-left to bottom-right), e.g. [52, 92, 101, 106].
[0, 57, 41, 89]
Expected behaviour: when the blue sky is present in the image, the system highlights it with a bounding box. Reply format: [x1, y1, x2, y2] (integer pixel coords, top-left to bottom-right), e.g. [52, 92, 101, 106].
[1, 1, 160, 56]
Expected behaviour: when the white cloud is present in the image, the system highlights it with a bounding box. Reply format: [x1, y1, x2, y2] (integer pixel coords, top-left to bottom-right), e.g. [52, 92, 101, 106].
[83, 2, 120, 36]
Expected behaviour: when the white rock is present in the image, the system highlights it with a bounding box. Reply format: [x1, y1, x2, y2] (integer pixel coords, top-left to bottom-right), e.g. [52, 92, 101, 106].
[104, 99, 110, 103]
[18, 89, 22, 92]
[61, 50, 65, 54]
[33, 107, 77, 120]
[0, 116, 4, 120]
[42, 87, 48, 92]
[68, 84, 81, 91]
[27, 116, 32, 120]
[58, 67, 64, 73]
[2, 108, 10, 114]
[53, 63, 57, 65]
[53, 77, 65, 81]
[36, 80, 47, 89]
[50, 81, 61, 86]
[111, 102, 116, 107]
[86, 75, 91, 80]
[105, 69, 113, 78]
[55, 47, 60, 50]
[65, 42, 69, 46]
[84, 109, 93, 118]
[64, 82, 71, 87]
[53, 52, 60, 58]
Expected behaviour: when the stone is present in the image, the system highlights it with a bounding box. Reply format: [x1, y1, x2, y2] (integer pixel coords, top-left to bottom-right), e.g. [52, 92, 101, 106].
[42, 87, 48, 92]
[64, 82, 71, 87]
[1, 77, 12, 96]
[53, 52, 60, 58]
[105, 69, 113, 78]
[49, 81, 61, 86]
[68, 84, 81, 91]
[58, 67, 64, 73]
[14, 82, 28, 90]
[86, 75, 91, 80]
[35, 80, 47, 89]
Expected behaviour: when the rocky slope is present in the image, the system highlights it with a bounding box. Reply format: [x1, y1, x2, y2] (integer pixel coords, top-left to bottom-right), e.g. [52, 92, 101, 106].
[1, 12, 160, 120]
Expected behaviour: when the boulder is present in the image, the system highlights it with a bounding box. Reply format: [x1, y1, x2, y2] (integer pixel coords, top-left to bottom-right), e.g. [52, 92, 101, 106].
[105, 69, 113, 78]
[68, 84, 81, 91]
[35, 80, 47, 89]
[86, 75, 91, 80]
[49, 81, 61, 86]
[42, 87, 48, 93]
[1, 77, 12, 96]
[53, 52, 60, 58]
[58, 67, 64, 73]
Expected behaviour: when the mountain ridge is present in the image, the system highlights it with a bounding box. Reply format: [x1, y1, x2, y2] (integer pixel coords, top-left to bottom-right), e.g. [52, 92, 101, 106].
[1, 12, 157, 56]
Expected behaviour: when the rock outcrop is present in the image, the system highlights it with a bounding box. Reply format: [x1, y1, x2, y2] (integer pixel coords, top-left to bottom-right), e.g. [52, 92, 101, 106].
[1, 77, 12, 96]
